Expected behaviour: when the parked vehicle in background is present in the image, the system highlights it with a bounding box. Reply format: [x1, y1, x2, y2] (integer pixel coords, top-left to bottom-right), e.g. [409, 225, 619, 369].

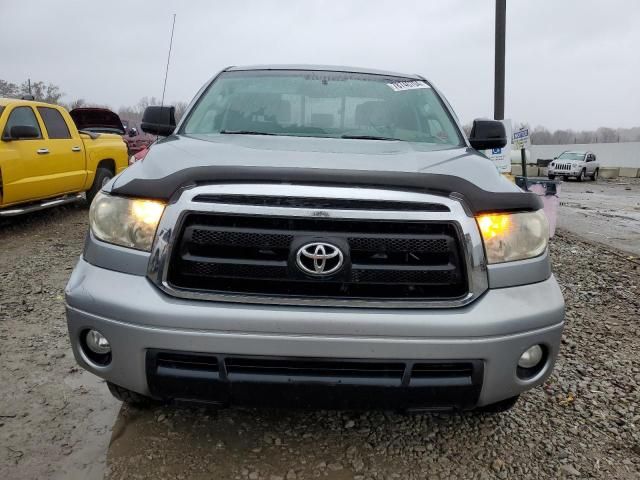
[129, 144, 151, 164]
[69, 107, 126, 135]
[69, 108, 153, 157]
[0, 98, 128, 216]
[66, 65, 564, 413]
[548, 151, 599, 181]
[121, 118, 154, 156]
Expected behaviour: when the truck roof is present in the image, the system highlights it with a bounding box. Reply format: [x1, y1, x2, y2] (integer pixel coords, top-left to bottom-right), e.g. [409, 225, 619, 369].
[0, 97, 60, 108]
[226, 64, 424, 80]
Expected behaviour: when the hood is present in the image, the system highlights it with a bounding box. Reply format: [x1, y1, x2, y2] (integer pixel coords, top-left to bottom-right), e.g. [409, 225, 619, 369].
[113, 133, 518, 194]
[69, 108, 125, 135]
[556, 159, 583, 164]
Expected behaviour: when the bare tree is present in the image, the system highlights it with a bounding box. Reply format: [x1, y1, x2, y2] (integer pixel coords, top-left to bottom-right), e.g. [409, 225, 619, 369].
[174, 101, 189, 122]
[0, 79, 20, 98]
[530, 126, 552, 145]
[20, 80, 63, 103]
[595, 127, 617, 143]
[68, 98, 86, 110]
[137, 96, 161, 112]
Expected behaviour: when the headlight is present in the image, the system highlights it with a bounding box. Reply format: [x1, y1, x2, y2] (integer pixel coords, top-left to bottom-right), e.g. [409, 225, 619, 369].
[89, 192, 165, 251]
[476, 210, 548, 264]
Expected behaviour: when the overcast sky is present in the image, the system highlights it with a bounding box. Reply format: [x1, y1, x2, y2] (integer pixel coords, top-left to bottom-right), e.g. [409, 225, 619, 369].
[2, 0, 639, 130]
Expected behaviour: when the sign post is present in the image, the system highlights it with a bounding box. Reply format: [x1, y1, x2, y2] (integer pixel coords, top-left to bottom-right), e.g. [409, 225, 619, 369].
[512, 127, 531, 188]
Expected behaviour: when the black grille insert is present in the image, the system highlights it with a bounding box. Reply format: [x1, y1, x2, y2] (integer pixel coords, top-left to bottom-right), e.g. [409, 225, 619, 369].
[412, 362, 474, 378]
[156, 352, 219, 372]
[146, 351, 484, 409]
[167, 213, 468, 302]
[226, 357, 406, 380]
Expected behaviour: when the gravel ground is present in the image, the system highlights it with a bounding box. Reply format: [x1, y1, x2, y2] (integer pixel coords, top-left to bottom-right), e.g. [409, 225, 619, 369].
[1, 203, 639, 480]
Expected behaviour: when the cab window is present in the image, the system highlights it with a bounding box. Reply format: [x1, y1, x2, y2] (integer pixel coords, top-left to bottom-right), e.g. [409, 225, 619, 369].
[183, 70, 464, 148]
[2, 106, 43, 139]
[37, 107, 71, 139]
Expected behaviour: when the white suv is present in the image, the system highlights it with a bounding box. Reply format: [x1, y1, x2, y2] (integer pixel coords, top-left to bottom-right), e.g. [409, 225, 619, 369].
[548, 151, 599, 181]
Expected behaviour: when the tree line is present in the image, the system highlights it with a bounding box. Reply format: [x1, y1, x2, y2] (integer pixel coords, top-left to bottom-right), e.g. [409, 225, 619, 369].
[1, 79, 63, 104]
[3, 78, 638, 144]
[0, 78, 188, 125]
[528, 125, 640, 144]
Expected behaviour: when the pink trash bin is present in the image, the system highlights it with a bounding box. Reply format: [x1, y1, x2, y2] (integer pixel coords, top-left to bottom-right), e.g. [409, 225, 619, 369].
[528, 183, 559, 237]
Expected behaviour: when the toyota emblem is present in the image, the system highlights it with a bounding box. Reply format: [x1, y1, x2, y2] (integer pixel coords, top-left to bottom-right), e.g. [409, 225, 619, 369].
[296, 242, 344, 276]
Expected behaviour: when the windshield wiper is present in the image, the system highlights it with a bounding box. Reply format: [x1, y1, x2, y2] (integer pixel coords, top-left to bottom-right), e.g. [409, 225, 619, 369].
[220, 130, 278, 136]
[341, 134, 402, 141]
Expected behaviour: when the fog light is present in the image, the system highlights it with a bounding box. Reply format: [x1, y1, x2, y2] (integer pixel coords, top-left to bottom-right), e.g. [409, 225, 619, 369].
[85, 329, 111, 355]
[518, 345, 544, 369]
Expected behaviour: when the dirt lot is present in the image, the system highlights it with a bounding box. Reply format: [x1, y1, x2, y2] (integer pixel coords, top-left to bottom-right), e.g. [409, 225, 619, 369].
[1, 181, 639, 479]
[558, 177, 640, 256]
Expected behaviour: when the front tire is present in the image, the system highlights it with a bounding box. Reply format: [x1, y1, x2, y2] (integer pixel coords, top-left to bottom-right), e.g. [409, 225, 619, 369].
[86, 167, 114, 205]
[577, 169, 586, 182]
[548, 174, 555, 180]
[107, 382, 157, 408]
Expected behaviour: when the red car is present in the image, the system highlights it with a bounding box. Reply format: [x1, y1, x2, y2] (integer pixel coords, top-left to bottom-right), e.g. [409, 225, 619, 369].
[130, 145, 151, 164]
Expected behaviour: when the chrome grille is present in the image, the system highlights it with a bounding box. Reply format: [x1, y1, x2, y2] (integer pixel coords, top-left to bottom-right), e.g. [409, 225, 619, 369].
[146, 184, 489, 308]
[554, 163, 573, 171]
[167, 214, 467, 301]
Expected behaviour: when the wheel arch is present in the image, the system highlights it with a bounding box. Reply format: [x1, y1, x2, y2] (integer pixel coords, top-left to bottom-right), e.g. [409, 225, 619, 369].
[97, 158, 116, 174]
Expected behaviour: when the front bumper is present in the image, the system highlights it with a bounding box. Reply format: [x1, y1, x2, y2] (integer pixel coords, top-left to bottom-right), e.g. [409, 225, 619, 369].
[66, 258, 565, 408]
[549, 168, 580, 176]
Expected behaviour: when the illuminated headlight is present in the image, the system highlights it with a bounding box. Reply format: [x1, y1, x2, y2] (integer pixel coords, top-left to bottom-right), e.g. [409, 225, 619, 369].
[89, 192, 165, 251]
[476, 210, 549, 264]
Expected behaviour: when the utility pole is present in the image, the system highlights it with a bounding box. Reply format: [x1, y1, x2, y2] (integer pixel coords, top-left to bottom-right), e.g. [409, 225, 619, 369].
[494, 0, 506, 121]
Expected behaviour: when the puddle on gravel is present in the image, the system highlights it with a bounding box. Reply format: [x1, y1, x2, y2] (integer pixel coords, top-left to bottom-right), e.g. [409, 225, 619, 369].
[50, 372, 121, 480]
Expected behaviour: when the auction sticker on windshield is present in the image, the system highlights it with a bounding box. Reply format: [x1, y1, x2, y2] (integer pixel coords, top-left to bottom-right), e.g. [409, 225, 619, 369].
[387, 80, 430, 91]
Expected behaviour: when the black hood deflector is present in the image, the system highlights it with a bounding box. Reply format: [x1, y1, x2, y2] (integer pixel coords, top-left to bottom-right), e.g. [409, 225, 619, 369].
[111, 166, 542, 214]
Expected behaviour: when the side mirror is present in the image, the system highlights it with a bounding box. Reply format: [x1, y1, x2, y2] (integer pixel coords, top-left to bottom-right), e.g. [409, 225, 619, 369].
[468, 119, 507, 150]
[3, 125, 40, 141]
[141, 106, 176, 136]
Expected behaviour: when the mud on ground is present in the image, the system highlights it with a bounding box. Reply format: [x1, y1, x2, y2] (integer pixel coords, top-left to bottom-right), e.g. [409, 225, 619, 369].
[558, 177, 640, 256]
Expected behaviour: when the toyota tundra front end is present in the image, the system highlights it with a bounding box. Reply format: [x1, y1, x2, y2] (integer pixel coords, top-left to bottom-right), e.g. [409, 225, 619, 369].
[65, 66, 564, 412]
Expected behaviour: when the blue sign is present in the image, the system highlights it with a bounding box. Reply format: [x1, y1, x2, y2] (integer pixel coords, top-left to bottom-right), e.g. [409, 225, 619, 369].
[513, 129, 529, 140]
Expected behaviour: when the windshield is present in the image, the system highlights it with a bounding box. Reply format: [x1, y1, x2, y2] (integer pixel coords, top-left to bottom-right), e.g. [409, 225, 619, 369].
[181, 70, 463, 147]
[557, 152, 585, 161]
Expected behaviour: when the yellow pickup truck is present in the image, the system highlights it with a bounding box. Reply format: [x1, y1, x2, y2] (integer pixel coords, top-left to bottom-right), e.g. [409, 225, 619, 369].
[0, 98, 128, 216]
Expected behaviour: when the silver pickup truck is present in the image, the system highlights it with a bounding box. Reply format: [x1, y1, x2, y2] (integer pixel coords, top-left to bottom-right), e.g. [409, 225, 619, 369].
[65, 65, 564, 413]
